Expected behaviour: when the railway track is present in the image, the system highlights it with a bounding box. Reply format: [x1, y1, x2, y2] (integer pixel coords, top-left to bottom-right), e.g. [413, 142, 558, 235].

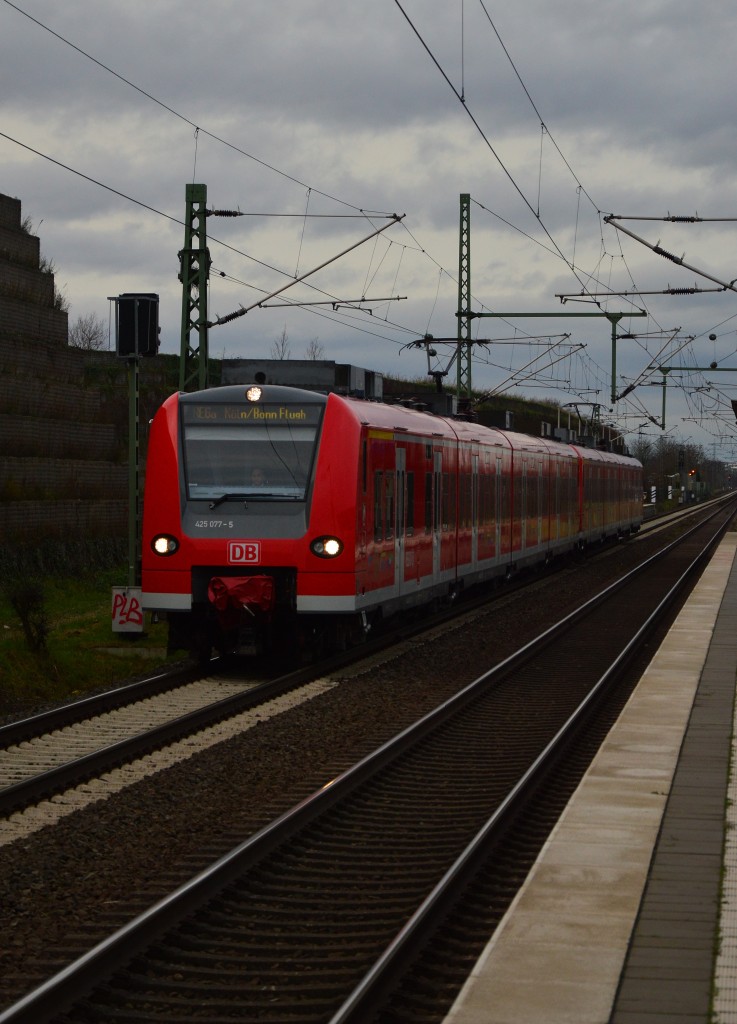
[0, 495, 718, 828]
[0, 505, 659, 825]
[0, 594, 512, 830]
[2, 498, 734, 1023]
[0, 674, 256, 804]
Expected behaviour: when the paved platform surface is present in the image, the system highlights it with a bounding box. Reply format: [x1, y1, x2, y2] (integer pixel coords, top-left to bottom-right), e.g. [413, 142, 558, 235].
[444, 530, 737, 1024]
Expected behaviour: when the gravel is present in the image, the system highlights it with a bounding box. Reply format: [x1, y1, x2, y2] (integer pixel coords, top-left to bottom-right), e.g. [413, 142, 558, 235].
[0, 527, 693, 1008]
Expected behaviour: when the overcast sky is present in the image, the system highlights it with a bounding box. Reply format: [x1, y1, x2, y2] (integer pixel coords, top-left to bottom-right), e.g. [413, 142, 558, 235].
[3, 0, 737, 458]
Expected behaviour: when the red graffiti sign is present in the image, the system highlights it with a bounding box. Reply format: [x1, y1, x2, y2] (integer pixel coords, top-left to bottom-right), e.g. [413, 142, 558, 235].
[111, 587, 144, 633]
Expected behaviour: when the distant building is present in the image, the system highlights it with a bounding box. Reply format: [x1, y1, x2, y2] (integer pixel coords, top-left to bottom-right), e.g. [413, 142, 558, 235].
[221, 359, 383, 400]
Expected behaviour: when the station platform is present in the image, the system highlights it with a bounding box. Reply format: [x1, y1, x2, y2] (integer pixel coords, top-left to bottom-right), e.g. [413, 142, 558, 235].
[444, 529, 737, 1024]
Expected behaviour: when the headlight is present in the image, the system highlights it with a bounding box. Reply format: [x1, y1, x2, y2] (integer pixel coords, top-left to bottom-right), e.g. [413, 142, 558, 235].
[152, 534, 179, 556]
[310, 536, 343, 558]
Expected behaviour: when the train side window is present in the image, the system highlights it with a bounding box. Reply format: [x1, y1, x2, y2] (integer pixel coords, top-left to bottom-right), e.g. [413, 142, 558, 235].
[461, 472, 472, 527]
[385, 472, 395, 541]
[479, 475, 488, 525]
[424, 472, 433, 533]
[374, 471, 383, 542]
[442, 472, 456, 531]
[531, 461, 540, 521]
[396, 470, 405, 540]
[406, 472, 415, 536]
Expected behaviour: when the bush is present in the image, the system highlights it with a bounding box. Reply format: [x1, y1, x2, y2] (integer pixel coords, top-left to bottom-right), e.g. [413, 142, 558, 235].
[0, 538, 127, 578]
[4, 580, 49, 652]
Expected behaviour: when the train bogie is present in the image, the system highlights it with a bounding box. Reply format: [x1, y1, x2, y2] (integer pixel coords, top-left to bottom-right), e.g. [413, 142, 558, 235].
[141, 384, 643, 660]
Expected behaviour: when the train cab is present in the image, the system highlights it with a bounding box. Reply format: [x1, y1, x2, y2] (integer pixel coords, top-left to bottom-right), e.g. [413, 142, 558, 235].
[141, 383, 642, 660]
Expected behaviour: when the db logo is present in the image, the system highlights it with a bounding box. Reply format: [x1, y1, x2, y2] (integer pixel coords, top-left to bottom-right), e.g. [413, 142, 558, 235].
[229, 541, 260, 564]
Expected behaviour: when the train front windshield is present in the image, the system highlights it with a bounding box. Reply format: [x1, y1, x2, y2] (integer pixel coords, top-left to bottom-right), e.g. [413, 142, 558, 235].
[181, 400, 324, 502]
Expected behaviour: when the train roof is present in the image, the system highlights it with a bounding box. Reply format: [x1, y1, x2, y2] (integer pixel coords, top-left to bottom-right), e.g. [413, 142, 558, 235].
[177, 384, 328, 406]
[175, 385, 640, 466]
[569, 443, 642, 467]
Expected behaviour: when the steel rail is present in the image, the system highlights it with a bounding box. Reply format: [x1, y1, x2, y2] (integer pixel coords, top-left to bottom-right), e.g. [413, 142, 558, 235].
[0, 649, 354, 815]
[0, 577, 507, 815]
[328, 496, 736, 1022]
[1, 502, 733, 1024]
[0, 494, 723, 759]
[0, 520, 648, 816]
[0, 663, 202, 750]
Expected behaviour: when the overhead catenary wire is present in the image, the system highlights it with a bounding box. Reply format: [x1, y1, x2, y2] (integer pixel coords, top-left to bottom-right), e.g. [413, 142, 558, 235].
[0, 0, 508, 357]
[4, 0, 730, 446]
[207, 215, 405, 327]
[392, 0, 597, 302]
[0, 127, 424, 351]
[604, 216, 737, 293]
[418, 3, 737, 428]
[2, 0, 648, 390]
[0, 0, 391, 217]
[474, 0, 599, 213]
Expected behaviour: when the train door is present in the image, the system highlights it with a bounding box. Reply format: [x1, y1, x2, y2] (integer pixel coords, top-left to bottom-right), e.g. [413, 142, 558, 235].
[495, 456, 503, 559]
[537, 460, 544, 548]
[395, 447, 406, 594]
[471, 454, 479, 568]
[433, 451, 442, 579]
[521, 461, 528, 553]
[359, 437, 368, 560]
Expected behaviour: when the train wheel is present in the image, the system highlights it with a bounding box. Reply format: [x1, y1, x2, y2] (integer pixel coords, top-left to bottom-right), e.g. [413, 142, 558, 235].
[265, 613, 303, 666]
[216, 627, 239, 661]
[191, 625, 213, 667]
[307, 629, 325, 661]
[194, 641, 212, 667]
[345, 611, 371, 647]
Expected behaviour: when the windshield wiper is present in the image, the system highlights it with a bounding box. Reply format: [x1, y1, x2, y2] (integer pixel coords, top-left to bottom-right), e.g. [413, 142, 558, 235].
[207, 491, 303, 509]
[208, 492, 248, 510]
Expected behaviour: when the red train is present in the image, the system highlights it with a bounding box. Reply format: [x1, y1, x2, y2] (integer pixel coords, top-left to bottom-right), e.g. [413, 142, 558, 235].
[141, 383, 643, 659]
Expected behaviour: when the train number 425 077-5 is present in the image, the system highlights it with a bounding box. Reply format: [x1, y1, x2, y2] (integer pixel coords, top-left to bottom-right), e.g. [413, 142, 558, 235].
[194, 520, 235, 529]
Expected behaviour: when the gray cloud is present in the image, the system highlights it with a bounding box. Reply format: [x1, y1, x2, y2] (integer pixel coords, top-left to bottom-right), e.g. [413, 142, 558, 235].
[2, 0, 737, 450]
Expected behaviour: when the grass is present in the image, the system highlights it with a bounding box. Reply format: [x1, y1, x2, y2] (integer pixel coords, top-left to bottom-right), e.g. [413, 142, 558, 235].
[0, 567, 180, 720]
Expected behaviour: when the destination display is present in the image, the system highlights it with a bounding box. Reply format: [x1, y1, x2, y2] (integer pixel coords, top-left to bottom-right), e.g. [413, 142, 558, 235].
[182, 403, 323, 426]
